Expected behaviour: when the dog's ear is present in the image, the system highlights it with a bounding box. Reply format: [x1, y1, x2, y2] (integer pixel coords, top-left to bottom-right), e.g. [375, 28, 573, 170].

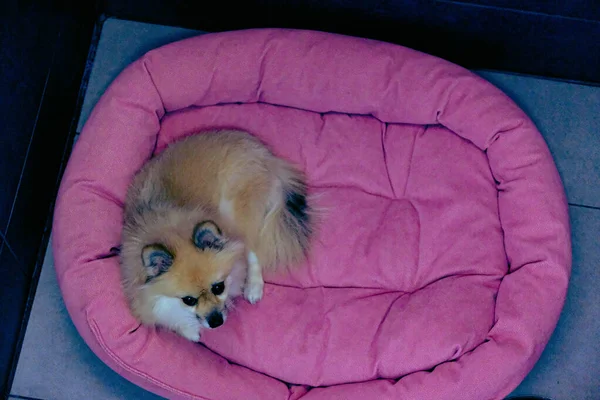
[193, 221, 225, 251]
[142, 244, 173, 280]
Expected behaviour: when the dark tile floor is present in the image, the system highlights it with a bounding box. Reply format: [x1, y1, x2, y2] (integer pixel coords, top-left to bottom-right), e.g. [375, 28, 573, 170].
[0, 4, 59, 234]
[0, 4, 94, 394]
[9, 18, 600, 400]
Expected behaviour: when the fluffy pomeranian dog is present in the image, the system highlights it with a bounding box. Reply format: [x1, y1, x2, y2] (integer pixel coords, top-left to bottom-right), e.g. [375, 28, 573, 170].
[119, 130, 311, 341]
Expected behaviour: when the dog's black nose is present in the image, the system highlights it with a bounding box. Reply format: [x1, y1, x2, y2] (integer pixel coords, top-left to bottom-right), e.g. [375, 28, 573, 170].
[206, 311, 223, 328]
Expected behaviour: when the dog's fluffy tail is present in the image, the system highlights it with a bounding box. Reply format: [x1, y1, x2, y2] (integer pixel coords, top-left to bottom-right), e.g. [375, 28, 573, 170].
[259, 160, 312, 268]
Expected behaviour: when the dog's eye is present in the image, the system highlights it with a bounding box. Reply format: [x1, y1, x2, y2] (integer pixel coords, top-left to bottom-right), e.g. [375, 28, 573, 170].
[211, 282, 225, 295]
[181, 296, 198, 306]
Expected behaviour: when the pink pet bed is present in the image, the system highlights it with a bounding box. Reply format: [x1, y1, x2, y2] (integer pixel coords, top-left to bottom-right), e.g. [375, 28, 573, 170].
[53, 29, 571, 399]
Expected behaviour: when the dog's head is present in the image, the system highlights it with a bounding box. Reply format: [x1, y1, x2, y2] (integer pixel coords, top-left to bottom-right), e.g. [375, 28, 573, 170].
[141, 220, 246, 329]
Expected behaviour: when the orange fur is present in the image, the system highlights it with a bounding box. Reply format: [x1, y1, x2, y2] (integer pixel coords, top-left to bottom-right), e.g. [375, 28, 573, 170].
[119, 129, 312, 340]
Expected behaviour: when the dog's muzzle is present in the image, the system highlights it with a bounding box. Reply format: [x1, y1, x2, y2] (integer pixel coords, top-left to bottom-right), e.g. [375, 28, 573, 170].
[206, 310, 224, 328]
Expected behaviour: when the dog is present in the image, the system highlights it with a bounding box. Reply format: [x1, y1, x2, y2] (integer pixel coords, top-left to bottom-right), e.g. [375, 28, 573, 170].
[119, 129, 312, 341]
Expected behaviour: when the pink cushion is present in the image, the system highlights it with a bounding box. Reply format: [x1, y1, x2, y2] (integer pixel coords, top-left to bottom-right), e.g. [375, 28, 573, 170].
[53, 29, 571, 400]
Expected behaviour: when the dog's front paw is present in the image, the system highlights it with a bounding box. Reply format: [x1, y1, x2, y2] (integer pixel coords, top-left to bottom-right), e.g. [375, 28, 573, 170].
[244, 279, 264, 304]
[179, 325, 201, 342]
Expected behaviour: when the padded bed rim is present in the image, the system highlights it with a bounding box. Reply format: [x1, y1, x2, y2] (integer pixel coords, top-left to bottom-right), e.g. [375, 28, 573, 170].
[53, 28, 571, 400]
